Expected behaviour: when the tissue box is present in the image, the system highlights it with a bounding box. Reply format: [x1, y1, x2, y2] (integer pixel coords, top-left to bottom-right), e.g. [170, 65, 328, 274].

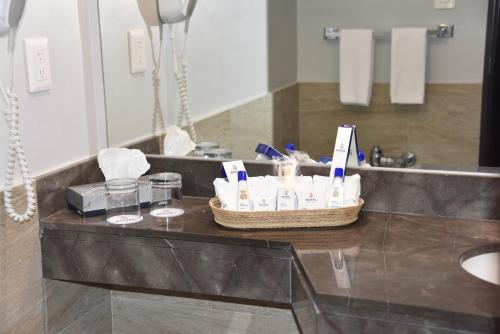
[67, 176, 151, 217]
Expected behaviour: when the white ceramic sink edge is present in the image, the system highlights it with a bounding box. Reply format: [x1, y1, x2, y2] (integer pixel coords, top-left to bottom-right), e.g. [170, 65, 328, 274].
[461, 251, 500, 286]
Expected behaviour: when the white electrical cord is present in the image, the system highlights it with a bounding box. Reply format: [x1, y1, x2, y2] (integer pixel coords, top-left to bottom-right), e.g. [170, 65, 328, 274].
[168, 22, 197, 143]
[151, 26, 165, 136]
[1, 52, 36, 223]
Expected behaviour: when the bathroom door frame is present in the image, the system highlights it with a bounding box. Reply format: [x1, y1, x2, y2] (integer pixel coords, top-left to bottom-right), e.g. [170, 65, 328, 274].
[480, 0, 500, 167]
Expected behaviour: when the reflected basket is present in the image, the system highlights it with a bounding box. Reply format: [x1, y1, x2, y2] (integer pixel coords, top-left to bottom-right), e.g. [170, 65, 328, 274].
[209, 198, 364, 230]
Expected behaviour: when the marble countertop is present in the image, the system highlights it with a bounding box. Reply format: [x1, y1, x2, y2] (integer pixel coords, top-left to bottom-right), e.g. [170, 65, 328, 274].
[40, 197, 500, 331]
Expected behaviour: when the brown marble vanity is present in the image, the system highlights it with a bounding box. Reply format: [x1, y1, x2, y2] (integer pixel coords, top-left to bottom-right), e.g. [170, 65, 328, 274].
[36, 157, 500, 334]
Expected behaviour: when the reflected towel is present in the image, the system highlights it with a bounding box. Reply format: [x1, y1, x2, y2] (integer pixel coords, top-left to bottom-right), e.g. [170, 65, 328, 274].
[390, 28, 428, 104]
[339, 29, 375, 106]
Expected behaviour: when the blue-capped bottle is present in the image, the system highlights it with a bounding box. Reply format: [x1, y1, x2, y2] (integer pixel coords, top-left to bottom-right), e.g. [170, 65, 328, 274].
[236, 171, 251, 212]
[358, 149, 369, 167]
[284, 142, 315, 164]
[327, 168, 344, 208]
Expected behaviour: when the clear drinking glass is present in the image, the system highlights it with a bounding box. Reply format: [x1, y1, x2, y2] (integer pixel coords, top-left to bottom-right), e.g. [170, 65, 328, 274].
[149, 173, 184, 218]
[105, 178, 142, 224]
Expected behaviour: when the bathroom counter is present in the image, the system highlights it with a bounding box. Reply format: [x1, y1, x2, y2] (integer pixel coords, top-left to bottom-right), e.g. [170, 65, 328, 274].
[40, 197, 500, 333]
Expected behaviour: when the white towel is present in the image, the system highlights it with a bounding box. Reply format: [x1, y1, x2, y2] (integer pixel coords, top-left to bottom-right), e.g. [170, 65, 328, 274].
[390, 28, 428, 104]
[339, 29, 375, 107]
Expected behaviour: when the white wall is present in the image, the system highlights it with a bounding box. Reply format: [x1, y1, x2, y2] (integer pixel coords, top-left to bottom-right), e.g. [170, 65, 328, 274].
[99, 0, 168, 147]
[0, 0, 95, 188]
[169, 0, 269, 124]
[102, 0, 298, 146]
[298, 0, 488, 83]
[167, 0, 298, 124]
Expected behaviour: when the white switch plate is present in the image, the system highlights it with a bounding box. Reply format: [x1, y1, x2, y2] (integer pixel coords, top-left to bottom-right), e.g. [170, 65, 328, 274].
[128, 29, 146, 74]
[24, 38, 52, 93]
[434, 0, 455, 9]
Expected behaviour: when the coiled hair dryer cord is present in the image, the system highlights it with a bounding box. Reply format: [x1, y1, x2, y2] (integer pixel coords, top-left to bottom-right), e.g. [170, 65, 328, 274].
[168, 23, 197, 143]
[1, 52, 36, 223]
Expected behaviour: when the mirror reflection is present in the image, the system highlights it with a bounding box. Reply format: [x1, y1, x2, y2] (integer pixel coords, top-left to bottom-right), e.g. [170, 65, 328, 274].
[99, 0, 489, 171]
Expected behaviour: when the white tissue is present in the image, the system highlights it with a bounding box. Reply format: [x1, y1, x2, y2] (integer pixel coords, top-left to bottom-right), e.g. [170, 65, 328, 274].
[163, 125, 196, 156]
[98, 148, 150, 181]
[213, 178, 237, 210]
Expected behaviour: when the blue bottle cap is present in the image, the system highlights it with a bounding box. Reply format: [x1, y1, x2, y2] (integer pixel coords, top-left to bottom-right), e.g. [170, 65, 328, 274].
[220, 165, 227, 179]
[319, 156, 333, 164]
[237, 171, 247, 181]
[358, 149, 365, 162]
[285, 143, 296, 152]
[334, 168, 344, 178]
[255, 143, 284, 159]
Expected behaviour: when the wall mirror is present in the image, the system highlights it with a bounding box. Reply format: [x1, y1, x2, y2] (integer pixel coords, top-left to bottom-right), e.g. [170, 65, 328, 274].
[98, 0, 495, 173]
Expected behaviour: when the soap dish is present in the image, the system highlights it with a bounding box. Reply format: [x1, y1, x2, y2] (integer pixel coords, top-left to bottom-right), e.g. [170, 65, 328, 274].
[209, 198, 364, 230]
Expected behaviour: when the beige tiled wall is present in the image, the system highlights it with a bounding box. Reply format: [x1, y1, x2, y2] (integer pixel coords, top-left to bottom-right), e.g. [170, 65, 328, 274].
[194, 84, 300, 160]
[194, 96, 274, 160]
[0, 188, 45, 334]
[273, 84, 300, 151]
[195, 83, 481, 166]
[299, 83, 482, 165]
[0, 187, 111, 334]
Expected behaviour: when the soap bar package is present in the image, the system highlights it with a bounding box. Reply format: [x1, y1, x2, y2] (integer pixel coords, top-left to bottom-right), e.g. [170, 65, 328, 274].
[67, 176, 152, 217]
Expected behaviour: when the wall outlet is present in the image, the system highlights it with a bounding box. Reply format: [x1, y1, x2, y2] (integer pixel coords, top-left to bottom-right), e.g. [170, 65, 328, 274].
[434, 0, 455, 9]
[24, 38, 52, 93]
[128, 29, 146, 74]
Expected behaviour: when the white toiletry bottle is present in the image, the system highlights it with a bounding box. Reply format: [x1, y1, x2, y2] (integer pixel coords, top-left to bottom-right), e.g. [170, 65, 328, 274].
[327, 168, 344, 208]
[236, 171, 251, 211]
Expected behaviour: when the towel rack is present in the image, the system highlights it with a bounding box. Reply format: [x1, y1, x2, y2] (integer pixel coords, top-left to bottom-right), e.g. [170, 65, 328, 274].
[324, 24, 454, 40]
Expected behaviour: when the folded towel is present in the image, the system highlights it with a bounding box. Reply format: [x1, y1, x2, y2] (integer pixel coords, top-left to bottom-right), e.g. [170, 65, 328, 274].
[339, 29, 375, 106]
[390, 28, 428, 104]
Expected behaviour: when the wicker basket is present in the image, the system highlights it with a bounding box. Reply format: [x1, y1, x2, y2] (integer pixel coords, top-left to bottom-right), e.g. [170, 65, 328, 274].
[209, 197, 364, 230]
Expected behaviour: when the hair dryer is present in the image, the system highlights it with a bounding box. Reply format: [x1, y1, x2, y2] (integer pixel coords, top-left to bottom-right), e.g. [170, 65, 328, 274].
[0, 0, 35, 223]
[0, 0, 25, 51]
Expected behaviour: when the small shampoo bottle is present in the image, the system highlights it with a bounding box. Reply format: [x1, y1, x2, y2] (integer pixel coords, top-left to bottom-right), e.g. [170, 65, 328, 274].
[327, 168, 344, 208]
[236, 171, 252, 211]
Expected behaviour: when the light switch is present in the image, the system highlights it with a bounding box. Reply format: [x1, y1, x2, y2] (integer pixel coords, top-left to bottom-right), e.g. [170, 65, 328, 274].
[128, 29, 146, 74]
[434, 0, 455, 9]
[24, 38, 52, 93]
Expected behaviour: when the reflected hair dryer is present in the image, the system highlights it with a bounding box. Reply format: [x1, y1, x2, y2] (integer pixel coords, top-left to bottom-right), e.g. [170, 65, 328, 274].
[0, 0, 26, 51]
[158, 0, 197, 24]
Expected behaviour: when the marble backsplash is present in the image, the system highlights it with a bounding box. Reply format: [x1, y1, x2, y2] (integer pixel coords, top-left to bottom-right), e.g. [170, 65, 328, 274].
[193, 83, 482, 166]
[147, 156, 500, 221]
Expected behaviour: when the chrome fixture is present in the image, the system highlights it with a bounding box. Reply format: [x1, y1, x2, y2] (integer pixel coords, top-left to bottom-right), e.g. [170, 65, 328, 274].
[324, 24, 454, 40]
[370, 146, 417, 168]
